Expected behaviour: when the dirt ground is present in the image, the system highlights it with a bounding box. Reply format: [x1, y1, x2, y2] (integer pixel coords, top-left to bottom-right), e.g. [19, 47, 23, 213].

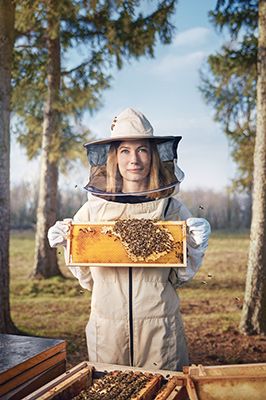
[67, 329, 266, 371]
[67, 332, 266, 370]
[187, 326, 266, 366]
[67, 298, 266, 369]
[183, 299, 266, 367]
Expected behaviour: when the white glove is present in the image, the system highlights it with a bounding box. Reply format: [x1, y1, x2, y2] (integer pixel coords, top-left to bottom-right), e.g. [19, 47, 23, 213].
[47, 219, 72, 248]
[68, 266, 93, 291]
[186, 217, 211, 250]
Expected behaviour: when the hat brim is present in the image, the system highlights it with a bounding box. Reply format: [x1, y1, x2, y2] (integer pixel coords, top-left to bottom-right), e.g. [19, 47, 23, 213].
[84, 135, 182, 148]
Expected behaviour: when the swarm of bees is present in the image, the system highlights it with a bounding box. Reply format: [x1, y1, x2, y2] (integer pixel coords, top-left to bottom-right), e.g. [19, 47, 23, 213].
[111, 219, 175, 262]
[73, 370, 159, 400]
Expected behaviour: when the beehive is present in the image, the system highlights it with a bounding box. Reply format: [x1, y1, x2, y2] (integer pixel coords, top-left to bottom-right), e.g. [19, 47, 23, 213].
[66, 220, 187, 267]
[0, 334, 66, 399]
[186, 363, 266, 400]
[23, 362, 185, 400]
[22, 362, 266, 400]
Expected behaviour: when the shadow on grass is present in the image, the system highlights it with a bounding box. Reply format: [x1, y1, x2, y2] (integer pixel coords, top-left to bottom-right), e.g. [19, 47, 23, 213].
[12, 276, 85, 298]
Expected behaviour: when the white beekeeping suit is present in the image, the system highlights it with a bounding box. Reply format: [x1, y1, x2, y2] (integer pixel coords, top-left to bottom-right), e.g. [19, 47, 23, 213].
[48, 107, 211, 371]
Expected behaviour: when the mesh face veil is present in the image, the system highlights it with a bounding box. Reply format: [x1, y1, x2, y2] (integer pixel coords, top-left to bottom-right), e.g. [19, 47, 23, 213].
[83, 137, 185, 201]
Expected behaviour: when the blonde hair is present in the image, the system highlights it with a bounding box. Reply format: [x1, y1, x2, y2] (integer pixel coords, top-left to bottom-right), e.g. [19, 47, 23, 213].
[106, 141, 175, 199]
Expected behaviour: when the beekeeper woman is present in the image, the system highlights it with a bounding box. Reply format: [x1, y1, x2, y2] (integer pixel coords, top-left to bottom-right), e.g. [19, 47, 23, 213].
[48, 107, 211, 371]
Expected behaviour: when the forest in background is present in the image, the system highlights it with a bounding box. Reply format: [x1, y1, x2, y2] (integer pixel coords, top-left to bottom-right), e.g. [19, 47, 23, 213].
[10, 181, 251, 231]
[1, 0, 265, 338]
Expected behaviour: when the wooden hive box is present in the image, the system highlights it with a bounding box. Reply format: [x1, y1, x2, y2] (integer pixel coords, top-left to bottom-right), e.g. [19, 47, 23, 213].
[66, 220, 187, 268]
[185, 363, 266, 400]
[0, 334, 66, 400]
[21, 361, 266, 400]
[22, 362, 186, 400]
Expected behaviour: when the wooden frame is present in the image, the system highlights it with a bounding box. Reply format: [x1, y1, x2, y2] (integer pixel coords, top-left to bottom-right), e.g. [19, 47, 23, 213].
[22, 362, 93, 400]
[185, 363, 266, 400]
[66, 221, 187, 268]
[23, 362, 186, 400]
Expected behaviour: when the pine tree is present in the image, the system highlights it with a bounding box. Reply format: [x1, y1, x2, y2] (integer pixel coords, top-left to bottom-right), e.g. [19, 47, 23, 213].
[240, 0, 266, 335]
[0, 0, 18, 333]
[32, 2, 62, 277]
[200, 0, 258, 191]
[12, 1, 177, 278]
[202, 0, 266, 335]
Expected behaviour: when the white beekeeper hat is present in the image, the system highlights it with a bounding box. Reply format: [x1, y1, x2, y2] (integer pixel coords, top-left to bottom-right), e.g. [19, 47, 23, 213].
[84, 107, 180, 145]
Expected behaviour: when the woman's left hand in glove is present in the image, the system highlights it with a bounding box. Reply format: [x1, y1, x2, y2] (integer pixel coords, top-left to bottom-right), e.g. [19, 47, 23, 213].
[186, 217, 211, 250]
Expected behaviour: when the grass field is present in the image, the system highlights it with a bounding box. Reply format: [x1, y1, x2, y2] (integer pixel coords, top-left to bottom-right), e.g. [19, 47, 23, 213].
[9, 230, 266, 368]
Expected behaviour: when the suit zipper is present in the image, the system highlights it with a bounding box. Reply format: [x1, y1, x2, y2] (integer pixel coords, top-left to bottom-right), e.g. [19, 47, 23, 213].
[128, 266, 134, 366]
[127, 199, 171, 367]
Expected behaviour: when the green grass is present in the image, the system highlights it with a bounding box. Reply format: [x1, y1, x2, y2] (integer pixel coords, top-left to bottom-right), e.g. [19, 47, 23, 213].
[9, 229, 252, 367]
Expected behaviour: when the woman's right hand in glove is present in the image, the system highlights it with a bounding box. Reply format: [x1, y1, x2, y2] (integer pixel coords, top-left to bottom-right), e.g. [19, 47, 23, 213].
[47, 219, 72, 248]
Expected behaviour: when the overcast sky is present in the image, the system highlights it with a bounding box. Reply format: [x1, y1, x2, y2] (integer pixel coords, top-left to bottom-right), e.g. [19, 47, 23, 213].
[11, 0, 235, 192]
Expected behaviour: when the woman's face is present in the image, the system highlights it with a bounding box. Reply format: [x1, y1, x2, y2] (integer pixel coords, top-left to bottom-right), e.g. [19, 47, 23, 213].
[117, 140, 152, 192]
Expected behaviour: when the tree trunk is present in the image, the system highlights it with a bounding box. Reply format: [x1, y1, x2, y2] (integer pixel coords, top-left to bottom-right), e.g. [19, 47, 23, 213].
[240, 0, 266, 335]
[0, 0, 19, 333]
[32, 9, 62, 278]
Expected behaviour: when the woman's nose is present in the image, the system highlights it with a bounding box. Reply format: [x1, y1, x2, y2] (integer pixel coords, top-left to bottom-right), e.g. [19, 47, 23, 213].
[129, 151, 138, 163]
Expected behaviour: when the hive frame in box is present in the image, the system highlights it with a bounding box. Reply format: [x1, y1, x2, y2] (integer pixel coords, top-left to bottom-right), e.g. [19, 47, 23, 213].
[185, 363, 266, 400]
[66, 220, 187, 268]
[23, 361, 186, 400]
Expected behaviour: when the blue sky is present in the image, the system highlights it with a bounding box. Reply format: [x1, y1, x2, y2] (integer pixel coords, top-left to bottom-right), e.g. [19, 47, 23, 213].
[11, 0, 235, 192]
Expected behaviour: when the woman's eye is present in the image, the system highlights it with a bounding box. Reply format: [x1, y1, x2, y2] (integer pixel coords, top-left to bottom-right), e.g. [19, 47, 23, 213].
[120, 149, 129, 154]
[138, 147, 148, 153]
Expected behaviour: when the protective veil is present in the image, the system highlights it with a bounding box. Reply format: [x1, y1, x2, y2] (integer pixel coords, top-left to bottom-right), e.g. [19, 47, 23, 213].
[83, 137, 185, 201]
